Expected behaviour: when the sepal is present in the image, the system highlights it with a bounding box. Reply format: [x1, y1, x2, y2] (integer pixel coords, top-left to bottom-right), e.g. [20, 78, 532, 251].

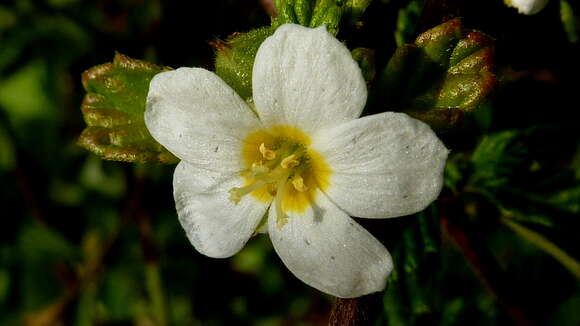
[79, 53, 178, 163]
[376, 19, 496, 130]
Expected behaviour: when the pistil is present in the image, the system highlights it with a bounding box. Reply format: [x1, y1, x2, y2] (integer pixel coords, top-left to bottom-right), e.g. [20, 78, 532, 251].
[231, 136, 315, 225]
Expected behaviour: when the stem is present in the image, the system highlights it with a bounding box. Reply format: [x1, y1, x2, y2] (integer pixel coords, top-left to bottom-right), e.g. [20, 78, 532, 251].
[328, 294, 382, 326]
[501, 216, 580, 279]
[145, 263, 168, 326]
[440, 198, 533, 326]
[130, 167, 169, 325]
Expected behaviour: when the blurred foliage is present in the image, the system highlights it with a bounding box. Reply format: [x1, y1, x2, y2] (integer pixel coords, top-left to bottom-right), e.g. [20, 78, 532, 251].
[1, 0, 580, 326]
[561, 0, 579, 43]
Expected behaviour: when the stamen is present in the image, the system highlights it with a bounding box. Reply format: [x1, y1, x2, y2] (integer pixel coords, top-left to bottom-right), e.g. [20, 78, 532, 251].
[267, 183, 277, 196]
[292, 175, 308, 192]
[259, 143, 276, 160]
[280, 154, 299, 169]
[249, 164, 269, 178]
[274, 178, 289, 228]
[229, 180, 267, 204]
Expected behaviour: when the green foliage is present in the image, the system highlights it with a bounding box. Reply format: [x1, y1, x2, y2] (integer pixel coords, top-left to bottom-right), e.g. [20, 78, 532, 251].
[376, 19, 496, 130]
[271, 0, 373, 34]
[395, 0, 423, 46]
[561, 0, 579, 43]
[351, 47, 376, 83]
[214, 27, 274, 100]
[79, 53, 177, 164]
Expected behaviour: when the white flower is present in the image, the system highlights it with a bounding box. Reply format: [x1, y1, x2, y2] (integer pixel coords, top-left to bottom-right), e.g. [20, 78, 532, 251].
[145, 24, 448, 298]
[506, 0, 550, 15]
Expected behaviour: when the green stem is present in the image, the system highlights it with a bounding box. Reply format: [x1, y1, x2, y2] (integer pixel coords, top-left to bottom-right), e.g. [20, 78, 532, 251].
[501, 217, 580, 279]
[145, 263, 167, 326]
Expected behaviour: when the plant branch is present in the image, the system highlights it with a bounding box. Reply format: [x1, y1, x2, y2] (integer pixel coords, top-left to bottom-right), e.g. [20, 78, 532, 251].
[440, 196, 533, 326]
[329, 294, 382, 326]
[501, 216, 580, 279]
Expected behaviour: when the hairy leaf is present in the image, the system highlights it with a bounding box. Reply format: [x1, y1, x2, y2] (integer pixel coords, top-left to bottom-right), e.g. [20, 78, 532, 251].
[376, 19, 496, 130]
[271, 0, 373, 34]
[213, 27, 274, 100]
[79, 53, 177, 164]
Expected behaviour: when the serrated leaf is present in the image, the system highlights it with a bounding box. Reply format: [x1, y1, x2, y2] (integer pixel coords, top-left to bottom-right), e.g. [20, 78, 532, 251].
[213, 27, 274, 100]
[471, 130, 528, 185]
[376, 19, 497, 130]
[79, 53, 178, 164]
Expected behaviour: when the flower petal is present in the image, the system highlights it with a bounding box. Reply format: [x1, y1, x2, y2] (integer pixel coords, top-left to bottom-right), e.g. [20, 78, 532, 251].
[145, 68, 261, 172]
[268, 192, 392, 298]
[509, 0, 549, 15]
[312, 112, 448, 219]
[252, 24, 367, 133]
[174, 161, 270, 258]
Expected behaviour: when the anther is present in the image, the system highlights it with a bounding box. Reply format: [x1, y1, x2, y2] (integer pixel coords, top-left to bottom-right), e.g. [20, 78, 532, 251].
[292, 175, 308, 192]
[280, 154, 299, 169]
[259, 143, 276, 160]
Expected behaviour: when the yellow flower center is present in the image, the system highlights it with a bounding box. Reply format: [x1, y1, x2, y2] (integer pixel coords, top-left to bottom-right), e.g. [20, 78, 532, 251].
[229, 125, 331, 228]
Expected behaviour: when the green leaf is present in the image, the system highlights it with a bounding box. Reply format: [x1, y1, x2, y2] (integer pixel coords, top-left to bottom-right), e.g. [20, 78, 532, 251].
[471, 130, 527, 185]
[549, 294, 580, 326]
[344, 0, 373, 23]
[0, 60, 53, 125]
[102, 267, 141, 320]
[271, 0, 372, 35]
[79, 52, 178, 164]
[383, 270, 407, 326]
[0, 126, 15, 170]
[394, 0, 423, 47]
[351, 47, 376, 84]
[18, 222, 77, 310]
[0, 269, 10, 307]
[19, 222, 76, 263]
[501, 217, 580, 279]
[214, 27, 274, 100]
[544, 186, 580, 214]
[561, 0, 579, 43]
[145, 264, 167, 326]
[79, 155, 126, 198]
[376, 19, 496, 130]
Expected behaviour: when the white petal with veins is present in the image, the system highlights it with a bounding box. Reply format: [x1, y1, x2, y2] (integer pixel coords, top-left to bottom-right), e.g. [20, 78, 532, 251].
[312, 112, 448, 219]
[252, 24, 367, 133]
[174, 161, 270, 258]
[146, 68, 262, 173]
[268, 191, 392, 298]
